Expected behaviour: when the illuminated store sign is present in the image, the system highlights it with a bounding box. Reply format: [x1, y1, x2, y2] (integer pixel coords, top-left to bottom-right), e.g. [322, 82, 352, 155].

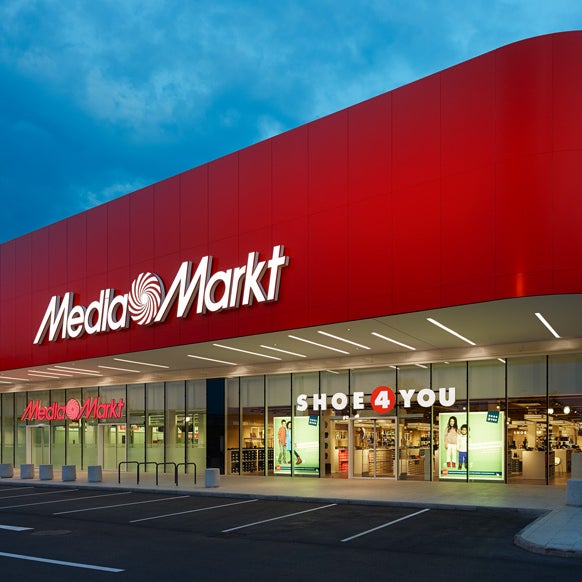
[33, 245, 289, 344]
[296, 386, 456, 413]
[20, 397, 125, 422]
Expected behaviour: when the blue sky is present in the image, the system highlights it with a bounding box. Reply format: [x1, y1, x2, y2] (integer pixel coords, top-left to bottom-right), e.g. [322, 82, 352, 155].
[1, 1, 582, 244]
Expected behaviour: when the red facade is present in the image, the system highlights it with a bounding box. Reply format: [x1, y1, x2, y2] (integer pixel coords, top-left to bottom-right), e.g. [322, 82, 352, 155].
[2, 31, 582, 371]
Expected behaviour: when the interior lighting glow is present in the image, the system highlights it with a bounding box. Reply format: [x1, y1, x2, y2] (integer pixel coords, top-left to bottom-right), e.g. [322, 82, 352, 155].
[534, 312, 560, 339]
[187, 355, 237, 366]
[114, 358, 170, 368]
[564, 406, 571, 415]
[28, 370, 71, 377]
[317, 331, 371, 349]
[213, 344, 281, 360]
[427, 318, 476, 346]
[371, 332, 416, 351]
[0, 376, 29, 382]
[288, 335, 350, 354]
[260, 345, 307, 358]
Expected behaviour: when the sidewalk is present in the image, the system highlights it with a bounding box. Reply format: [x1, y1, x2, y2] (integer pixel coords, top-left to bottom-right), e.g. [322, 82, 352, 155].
[1, 468, 580, 557]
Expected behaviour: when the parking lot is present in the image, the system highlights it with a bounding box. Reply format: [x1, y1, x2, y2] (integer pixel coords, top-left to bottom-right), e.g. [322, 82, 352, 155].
[0, 484, 580, 581]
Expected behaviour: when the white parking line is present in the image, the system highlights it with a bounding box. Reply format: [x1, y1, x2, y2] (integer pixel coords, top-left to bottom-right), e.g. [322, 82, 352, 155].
[0, 551, 124, 572]
[0, 491, 132, 510]
[0, 524, 33, 531]
[54, 495, 190, 515]
[222, 503, 337, 533]
[0, 489, 79, 500]
[130, 498, 258, 523]
[0, 487, 35, 494]
[340, 508, 431, 542]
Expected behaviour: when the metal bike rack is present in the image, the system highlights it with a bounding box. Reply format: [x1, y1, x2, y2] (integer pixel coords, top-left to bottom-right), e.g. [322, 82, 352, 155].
[118, 461, 139, 484]
[155, 461, 178, 486]
[175, 462, 197, 486]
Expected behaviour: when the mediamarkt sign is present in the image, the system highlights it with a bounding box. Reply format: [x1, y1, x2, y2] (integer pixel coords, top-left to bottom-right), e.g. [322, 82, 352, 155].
[21, 397, 125, 422]
[34, 245, 289, 344]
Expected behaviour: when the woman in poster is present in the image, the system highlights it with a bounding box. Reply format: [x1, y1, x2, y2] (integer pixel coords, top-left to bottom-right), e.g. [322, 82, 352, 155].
[444, 416, 459, 468]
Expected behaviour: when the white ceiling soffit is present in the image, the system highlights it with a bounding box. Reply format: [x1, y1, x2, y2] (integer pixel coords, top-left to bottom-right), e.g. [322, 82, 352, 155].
[3, 294, 582, 391]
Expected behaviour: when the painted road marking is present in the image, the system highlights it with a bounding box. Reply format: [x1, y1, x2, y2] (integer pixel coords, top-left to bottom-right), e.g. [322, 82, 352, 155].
[340, 508, 431, 542]
[54, 495, 190, 515]
[130, 498, 259, 523]
[222, 503, 337, 533]
[0, 551, 124, 572]
[0, 489, 79, 500]
[0, 487, 36, 494]
[0, 491, 132, 510]
[0, 524, 34, 531]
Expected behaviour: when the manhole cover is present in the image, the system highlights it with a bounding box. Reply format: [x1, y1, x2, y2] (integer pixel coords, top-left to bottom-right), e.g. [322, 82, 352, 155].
[32, 530, 72, 536]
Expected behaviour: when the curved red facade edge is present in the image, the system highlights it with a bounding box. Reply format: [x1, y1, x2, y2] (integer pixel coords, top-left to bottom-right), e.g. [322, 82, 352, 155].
[2, 31, 582, 370]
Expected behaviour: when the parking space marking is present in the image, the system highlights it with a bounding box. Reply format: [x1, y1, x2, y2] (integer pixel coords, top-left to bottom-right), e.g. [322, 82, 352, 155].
[54, 495, 190, 515]
[0, 489, 79, 500]
[0, 551, 124, 572]
[130, 498, 258, 523]
[222, 503, 337, 533]
[0, 491, 132, 510]
[0, 524, 34, 531]
[0, 487, 35, 494]
[340, 508, 431, 542]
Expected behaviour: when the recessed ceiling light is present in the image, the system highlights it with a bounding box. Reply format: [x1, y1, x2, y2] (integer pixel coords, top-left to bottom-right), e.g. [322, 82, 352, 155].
[534, 312, 560, 339]
[114, 358, 170, 368]
[213, 344, 281, 360]
[371, 332, 416, 351]
[427, 318, 476, 346]
[187, 355, 237, 366]
[288, 335, 350, 354]
[28, 370, 71, 378]
[0, 376, 29, 382]
[317, 331, 370, 350]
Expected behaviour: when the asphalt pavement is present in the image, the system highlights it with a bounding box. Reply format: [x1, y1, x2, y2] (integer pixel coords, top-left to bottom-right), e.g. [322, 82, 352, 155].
[0, 467, 580, 557]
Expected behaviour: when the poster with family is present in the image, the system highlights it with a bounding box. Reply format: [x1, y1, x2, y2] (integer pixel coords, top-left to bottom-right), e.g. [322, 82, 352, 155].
[438, 411, 504, 481]
[274, 415, 320, 475]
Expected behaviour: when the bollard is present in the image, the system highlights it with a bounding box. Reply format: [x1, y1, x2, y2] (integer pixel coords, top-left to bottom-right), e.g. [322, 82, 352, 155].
[62, 465, 77, 482]
[0, 463, 14, 478]
[39, 464, 54, 480]
[20, 464, 34, 479]
[204, 468, 220, 488]
[88, 465, 103, 483]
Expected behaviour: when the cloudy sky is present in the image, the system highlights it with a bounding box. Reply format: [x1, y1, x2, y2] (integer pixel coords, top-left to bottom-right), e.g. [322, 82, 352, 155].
[1, 1, 582, 244]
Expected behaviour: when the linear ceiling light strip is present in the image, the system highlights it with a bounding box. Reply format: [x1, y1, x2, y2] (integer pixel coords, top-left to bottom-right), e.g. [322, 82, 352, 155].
[213, 344, 281, 360]
[260, 345, 307, 358]
[426, 318, 476, 346]
[187, 355, 237, 366]
[317, 331, 371, 350]
[371, 332, 416, 351]
[114, 358, 170, 368]
[534, 312, 560, 339]
[288, 335, 350, 354]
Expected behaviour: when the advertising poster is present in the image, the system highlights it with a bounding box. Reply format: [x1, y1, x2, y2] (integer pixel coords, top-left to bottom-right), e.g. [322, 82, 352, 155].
[274, 415, 319, 475]
[439, 411, 504, 481]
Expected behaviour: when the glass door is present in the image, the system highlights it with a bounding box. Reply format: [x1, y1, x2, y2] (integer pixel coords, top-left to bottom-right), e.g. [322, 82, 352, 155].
[101, 424, 127, 471]
[352, 418, 396, 478]
[26, 425, 50, 465]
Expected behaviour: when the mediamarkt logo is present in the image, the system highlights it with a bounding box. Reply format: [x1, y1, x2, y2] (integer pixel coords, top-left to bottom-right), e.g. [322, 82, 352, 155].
[20, 397, 125, 422]
[34, 245, 289, 344]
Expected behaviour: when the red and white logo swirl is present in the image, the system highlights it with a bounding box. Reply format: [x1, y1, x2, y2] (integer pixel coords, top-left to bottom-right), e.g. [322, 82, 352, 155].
[65, 398, 81, 421]
[128, 272, 164, 325]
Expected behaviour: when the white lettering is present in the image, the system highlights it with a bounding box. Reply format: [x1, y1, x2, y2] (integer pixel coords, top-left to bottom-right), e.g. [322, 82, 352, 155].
[353, 392, 365, 410]
[313, 393, 327, 411]
[417, 388, 436, 407]
[296, 394, 308, 412]
[439, 387, 456, 407]
[331, 392, 348, 410]
[399, 389, 415, 408]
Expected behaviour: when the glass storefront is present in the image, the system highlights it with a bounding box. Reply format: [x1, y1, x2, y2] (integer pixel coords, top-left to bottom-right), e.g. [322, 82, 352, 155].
[1, 353, 582, 485]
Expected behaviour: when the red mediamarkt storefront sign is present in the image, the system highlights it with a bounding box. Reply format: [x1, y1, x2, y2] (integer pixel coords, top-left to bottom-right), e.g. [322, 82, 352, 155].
[20, 397, 125, 422]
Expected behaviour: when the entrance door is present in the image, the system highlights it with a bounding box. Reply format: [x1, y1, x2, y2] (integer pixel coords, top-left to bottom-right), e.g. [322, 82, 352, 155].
[26, 425, 50, 465]
[352, 418, 396, 478]
[100, 424, 127, 471]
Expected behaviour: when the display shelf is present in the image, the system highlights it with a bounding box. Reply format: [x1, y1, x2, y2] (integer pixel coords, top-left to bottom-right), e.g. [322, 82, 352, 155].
[228, 448, 273, 474]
